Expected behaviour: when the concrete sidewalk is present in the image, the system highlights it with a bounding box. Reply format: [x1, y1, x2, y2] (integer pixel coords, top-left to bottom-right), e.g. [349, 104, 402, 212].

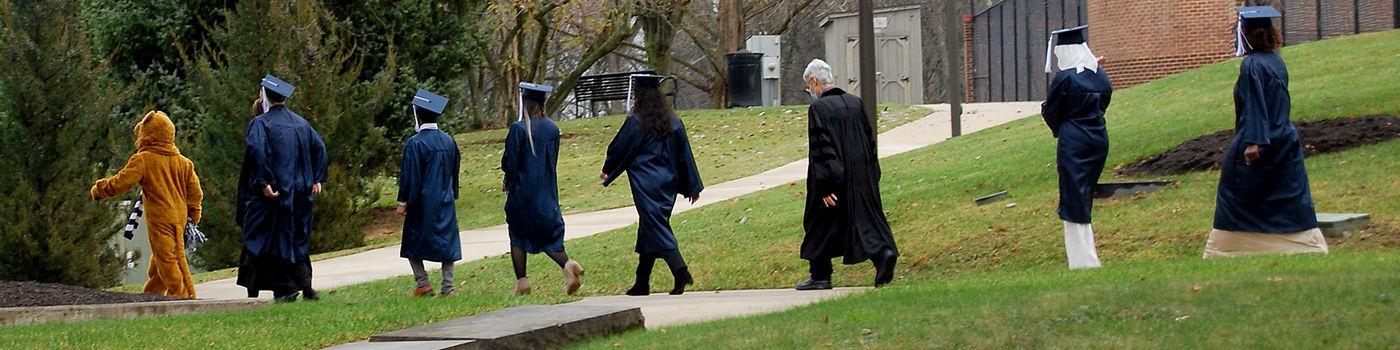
[195, 102, 1042, 300]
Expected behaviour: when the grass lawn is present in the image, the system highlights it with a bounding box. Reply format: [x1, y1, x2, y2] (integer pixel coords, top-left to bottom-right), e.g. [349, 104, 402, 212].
[577, 251, 1400, 349]
[22, 30, 1400, 348]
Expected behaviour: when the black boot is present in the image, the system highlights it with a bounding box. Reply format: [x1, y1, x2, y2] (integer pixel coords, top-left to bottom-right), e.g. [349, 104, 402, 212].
[657, 250, 693, 295]
[872, 248, 899, 287]
[669, 267, 694, 295]
[626, 254, 654, 296]
[302, 289, 320, 301]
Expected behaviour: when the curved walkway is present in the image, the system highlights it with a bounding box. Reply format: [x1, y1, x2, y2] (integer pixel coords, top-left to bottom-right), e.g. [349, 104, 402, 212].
[195, 102, 1042, 300]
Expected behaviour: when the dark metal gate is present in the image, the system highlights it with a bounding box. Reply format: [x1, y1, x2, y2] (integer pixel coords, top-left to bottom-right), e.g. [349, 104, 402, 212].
[1272, 0, 1400, 46]
[968, 0, 1087, 103]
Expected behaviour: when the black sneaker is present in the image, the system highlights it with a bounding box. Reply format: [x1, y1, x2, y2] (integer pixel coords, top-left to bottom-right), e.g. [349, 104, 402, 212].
[302, 289, 320, 301]
[795, 279, 833, 291]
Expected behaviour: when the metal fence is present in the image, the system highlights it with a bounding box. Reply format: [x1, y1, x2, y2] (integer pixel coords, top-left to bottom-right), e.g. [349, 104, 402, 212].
[969, 0, 1087, 103]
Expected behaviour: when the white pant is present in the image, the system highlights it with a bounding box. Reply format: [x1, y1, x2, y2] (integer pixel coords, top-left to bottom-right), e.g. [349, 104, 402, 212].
[1063, 221, 1101, 269]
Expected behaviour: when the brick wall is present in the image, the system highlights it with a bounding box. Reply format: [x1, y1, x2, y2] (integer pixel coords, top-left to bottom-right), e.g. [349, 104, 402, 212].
[1086, 0, 1240, 88]
[960, 0, 1397, 99]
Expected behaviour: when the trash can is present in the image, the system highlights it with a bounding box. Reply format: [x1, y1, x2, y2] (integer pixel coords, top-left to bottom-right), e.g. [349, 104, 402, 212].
[726, 52, 764, 108]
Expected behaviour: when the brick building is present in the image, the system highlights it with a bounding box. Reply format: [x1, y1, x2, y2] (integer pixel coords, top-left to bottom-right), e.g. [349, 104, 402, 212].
[965, 0, 1399, 102]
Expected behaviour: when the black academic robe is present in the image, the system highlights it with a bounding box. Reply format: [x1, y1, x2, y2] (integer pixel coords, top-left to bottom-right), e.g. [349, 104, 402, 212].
[1042, 68, 1113, 224]
[236, 105, 327, 295]
[502, 118, 566, 253]
[800, 87, 898, 265]
[398, 127, 462, 262]
[1214, 52, 1317, 233]
[602, 115, 704, 254]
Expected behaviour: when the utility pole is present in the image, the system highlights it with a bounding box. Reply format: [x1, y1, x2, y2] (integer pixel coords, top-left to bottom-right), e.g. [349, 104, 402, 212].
[943, 2, 966, 137]
[858, 0, 878, 138]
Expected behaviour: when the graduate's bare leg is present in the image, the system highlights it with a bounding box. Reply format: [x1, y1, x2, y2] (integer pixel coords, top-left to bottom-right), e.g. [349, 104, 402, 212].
[439, 261, 455, 296]
[658, 250, 693, 295]
[626, 253, 656, 296]
[796, 259, 834, 290]
[510, 246, 531, 295]
[546, 251, 585, 295]
[408, 259, 435, 297]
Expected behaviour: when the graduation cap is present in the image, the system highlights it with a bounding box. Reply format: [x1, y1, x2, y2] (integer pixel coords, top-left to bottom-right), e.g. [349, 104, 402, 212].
[1045, 25, 1089, 73]
[625, 74, 671, 112]
[516, 82, 553, 123]
[1236, 6, 1282, 56]
[260, 74, 295, 99]
[412, 88, 449, 116]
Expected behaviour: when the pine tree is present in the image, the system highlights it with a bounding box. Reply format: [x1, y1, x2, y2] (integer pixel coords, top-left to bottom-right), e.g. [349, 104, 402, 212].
[181, 0, 395, 268]
[0, 0, 128, 288]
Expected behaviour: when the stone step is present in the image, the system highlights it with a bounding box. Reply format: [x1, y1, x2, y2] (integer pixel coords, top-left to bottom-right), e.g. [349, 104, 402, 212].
[1317, 213, 1371, 238]
[0, 299, 267, 326]
[364, 305, 642, 350]
[1093, 181, 1175, 199]
[325, 340, 475, 350]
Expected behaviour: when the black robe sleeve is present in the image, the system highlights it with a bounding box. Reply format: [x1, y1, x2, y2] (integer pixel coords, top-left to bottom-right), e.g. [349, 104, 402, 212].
[601, 117, 643, 187]
[501, 124, 522, 192]
[1234, 60, 1273, 147]
[397, 140, 420, 205]
[1042, 73, 1070, 138]
[671, 120, 704, 197]
[807, 104, 845, 197]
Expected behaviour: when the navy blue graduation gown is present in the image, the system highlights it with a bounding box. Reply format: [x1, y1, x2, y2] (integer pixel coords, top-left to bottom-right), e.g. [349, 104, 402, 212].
[398, 127, 463, 262]
[601, 115, 704, 254]
[1042, 68, 1112, 224]
[1214, 52, 1317, 233]
[502, 118, 566, 253]
[800, 87, 898, 264]
[236, 105, 327, 263]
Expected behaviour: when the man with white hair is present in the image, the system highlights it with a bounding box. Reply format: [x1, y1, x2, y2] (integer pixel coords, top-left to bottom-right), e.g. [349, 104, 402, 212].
[795, 59, 899, 290]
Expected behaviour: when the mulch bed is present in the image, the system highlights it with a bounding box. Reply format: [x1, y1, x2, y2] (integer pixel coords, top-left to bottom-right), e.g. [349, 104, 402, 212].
[1119, 116, 1400, 177]
[0, 281, 174, 308]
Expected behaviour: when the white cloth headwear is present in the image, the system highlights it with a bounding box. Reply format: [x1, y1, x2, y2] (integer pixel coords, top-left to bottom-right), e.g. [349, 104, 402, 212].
[1051, 43, 1099, 74]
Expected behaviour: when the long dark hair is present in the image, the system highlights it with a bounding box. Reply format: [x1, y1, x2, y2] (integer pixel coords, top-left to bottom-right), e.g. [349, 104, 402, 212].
[632, 85, 675, 135]
[1245, 27, 1283, 53]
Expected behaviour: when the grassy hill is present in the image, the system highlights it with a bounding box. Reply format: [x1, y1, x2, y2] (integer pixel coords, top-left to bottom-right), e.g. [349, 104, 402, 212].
[10, 30, 1399, 349]
[574, 29, 1400, 347]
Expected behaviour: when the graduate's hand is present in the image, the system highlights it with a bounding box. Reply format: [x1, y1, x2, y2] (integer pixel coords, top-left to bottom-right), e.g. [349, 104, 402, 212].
[822, 194, 838, 208]
[1244, 144, 1261, 166]
[312, 183, 322, 196]
[598, 171, 608, 183]
[395, 204, 406, 217]
[262, 185, 280, 199]
[686, 194, 700, 205]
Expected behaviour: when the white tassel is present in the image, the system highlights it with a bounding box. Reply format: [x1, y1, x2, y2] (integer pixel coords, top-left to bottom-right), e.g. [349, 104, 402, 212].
[1235, 18, 1249, 56]
[624, 77, 635, 113]
[1044, 37, 1055, 73]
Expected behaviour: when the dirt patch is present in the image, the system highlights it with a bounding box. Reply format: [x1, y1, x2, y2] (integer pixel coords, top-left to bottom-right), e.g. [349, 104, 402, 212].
[1120, 116, 1400, 177]
[363, 206, 402, 239]
[0, 281, 174, 308]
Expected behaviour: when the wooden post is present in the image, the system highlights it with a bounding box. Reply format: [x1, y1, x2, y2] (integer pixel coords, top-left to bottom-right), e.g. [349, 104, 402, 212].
[945, 1, 965, 137]
[859, 0, 878, 138]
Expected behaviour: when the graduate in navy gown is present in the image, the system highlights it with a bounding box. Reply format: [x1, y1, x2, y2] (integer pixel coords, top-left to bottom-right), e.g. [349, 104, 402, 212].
[1041, 26, 1111, 269]
[503, 82, 584, 296]
[396, 89, 463, 297]
[236, 75, 328, 302]
[794, 59, 899, 291]
[600, 74, 704, 296]
[1205, 6, 1327, 258]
